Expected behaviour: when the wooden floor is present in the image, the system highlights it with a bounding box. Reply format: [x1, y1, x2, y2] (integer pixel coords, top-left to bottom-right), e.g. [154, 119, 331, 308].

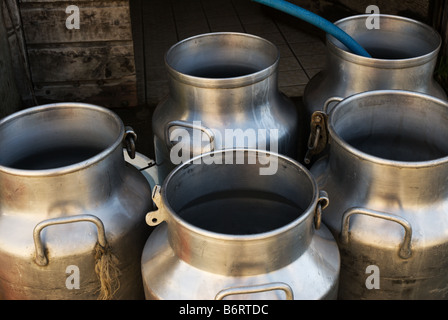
[118, 0, 336, 160]
[131, 0, 328, 106]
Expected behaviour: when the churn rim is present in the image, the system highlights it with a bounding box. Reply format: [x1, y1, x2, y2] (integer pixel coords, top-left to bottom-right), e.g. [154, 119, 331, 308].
[0, 102, 125, 177]
[159, 148, 320, 241]
[327, 14, 442, 68]
[164, 32, 280, 89]
[328, 89, 448, 168]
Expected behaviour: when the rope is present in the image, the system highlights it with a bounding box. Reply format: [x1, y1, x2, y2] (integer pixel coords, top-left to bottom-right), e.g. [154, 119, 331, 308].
[94, 243, 121, 300]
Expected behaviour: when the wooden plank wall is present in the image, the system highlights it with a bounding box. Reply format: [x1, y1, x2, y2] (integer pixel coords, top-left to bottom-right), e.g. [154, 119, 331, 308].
[436, 0, 448, 92]
[19, 0, 140, 108]
[0, 0, 23, 118]
[442, 1, 448, 59]
[2, 0, 36, 107]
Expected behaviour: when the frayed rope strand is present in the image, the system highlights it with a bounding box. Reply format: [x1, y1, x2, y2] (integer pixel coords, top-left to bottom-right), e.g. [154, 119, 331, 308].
[94, 242, 121, 300]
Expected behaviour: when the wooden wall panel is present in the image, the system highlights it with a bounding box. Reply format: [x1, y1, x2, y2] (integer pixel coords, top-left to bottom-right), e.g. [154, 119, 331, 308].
[34, 76, 138, 108]
[2, 0, 36, 107]
[435, 0, 447, 92]
[0, 0, 22, 118]
[21, 1, 133, 44]
[19, 0, 140, 108]
[28, 43, 136, 82]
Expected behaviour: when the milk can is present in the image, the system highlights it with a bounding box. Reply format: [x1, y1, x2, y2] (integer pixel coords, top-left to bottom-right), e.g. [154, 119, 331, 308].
[0, 103, 153, 299]
[303, 14, 447, 120]
[309, 90, 448, 299]
[152, 32, 300, 182]
[142, 149, 340, 300]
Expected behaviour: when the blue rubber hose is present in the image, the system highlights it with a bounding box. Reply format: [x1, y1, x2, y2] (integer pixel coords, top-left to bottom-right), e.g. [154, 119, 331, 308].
[253, 0, 372, 57]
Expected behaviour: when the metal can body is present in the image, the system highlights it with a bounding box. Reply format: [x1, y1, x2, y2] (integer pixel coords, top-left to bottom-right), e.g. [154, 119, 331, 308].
[152, 32, 300, 182]
[310, 90, 448, 299]
[304, 14, 447, 119]
[0, 103, 153, 300]
[142, 149, 340, 300]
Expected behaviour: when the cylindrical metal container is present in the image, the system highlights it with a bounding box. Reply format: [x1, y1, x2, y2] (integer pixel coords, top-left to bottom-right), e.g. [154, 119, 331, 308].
[310, 90, 448, 299]
[142, 149, 340, 300]
[152, 32, 300, 182]
[0, 103, 153, 300]
[304, 14, 447, 119]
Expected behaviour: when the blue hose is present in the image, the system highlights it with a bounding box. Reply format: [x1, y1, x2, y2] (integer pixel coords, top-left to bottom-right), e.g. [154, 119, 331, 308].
[253, 0, 372, 57]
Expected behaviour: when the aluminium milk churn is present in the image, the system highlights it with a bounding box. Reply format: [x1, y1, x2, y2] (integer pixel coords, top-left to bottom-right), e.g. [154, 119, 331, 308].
[0, 103, 153, 299]
[152, 32, 300, 182]
[303, 14, 447, 121]
[309, 90, 448, 299]
[142, 149, 340, 300]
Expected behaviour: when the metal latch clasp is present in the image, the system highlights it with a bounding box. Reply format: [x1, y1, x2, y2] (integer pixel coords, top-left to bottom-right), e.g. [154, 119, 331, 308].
[304, 111, 329, 165]
[124, 126, 137, 159]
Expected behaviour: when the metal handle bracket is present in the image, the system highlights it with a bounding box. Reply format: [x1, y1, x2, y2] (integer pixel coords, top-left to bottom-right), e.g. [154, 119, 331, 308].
[323, 97, 343, 113]
[340, 207, 413, 259]
[314, 190, 329, 230]
[146, 185, 167, 226]
[304, 96, 343, 164]
[164, 120, 215, 153]
[124, 126, 137, 159]
[215, 282, 294, 300]
[304, 111, 329, 164]
[33, 214, 107, 266]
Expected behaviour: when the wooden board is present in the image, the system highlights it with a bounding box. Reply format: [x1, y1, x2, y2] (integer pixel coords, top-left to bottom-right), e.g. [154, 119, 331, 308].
[20, 1, 133, 44]
[19, 0, 140, 108]
[34, 75, 139, 108]
[2, 0, 36, 107]
[28, 43, 136, 82]
[0, 1, 22, 118]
